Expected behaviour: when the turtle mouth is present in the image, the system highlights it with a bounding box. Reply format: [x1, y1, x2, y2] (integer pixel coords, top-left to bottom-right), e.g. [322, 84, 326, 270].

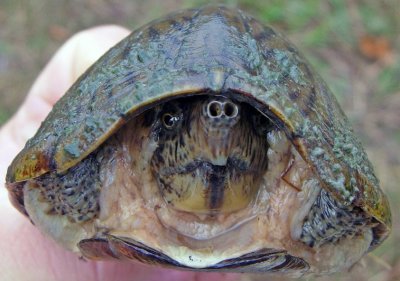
[158, 157, 251, 176]
[155, 157, 264, 214]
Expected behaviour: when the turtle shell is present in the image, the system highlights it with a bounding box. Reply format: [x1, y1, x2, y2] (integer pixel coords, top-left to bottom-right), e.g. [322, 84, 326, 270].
[7, 6, 390, 251]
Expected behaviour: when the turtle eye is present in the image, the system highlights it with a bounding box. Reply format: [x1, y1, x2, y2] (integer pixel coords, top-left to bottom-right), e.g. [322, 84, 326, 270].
[162, 113, 180, 129]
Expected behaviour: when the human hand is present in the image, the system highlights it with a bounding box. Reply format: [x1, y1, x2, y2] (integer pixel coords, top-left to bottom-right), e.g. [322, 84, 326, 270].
[0, 25, 237, 281]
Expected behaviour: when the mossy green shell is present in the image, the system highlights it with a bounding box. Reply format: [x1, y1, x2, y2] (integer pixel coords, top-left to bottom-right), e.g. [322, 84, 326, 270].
[7, 6, 390, 246]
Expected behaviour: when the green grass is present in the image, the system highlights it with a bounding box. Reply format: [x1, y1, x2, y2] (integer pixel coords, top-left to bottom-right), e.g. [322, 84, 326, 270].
[378, 63, 400, 97]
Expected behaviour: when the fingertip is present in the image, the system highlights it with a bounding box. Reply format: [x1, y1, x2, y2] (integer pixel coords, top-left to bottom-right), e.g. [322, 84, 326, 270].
[70, 25, 131, 81]
[30, 25, 130, 106]
[1, 25, 130, 157]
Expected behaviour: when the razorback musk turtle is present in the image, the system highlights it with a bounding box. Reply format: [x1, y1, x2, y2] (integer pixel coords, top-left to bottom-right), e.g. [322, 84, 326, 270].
[6, 6, 391, 276]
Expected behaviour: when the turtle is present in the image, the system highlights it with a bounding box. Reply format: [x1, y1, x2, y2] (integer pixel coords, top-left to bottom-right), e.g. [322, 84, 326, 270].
[6, 5, 391, 276]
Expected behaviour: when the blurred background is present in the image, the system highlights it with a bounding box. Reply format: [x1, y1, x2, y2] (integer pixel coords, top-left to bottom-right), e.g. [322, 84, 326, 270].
[0, 0, 398, 280]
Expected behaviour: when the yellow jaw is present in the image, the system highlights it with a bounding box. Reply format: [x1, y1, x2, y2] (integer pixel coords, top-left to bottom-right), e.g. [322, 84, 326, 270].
[166, 164, 263, 214]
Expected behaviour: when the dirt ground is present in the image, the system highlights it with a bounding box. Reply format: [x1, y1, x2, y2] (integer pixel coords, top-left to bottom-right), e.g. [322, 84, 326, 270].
[0, 1, 399, 280]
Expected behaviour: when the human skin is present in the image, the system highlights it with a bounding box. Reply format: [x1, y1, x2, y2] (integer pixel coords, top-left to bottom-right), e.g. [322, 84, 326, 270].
[0, 25, 238, 281]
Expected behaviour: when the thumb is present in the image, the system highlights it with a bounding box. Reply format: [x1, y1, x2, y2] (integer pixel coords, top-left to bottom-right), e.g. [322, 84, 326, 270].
[30, 25, 131, 106]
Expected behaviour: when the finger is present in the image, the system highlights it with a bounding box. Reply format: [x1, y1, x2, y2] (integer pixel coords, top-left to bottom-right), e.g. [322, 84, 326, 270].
[30, 25, 130, 106]
[4, 25, 130, 147]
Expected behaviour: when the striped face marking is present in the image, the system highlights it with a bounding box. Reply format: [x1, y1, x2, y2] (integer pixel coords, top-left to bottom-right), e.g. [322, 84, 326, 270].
[150, 96, 271, 215]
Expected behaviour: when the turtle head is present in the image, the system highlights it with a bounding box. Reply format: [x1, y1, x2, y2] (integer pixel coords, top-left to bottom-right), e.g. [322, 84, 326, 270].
[150, 96, 270, 215]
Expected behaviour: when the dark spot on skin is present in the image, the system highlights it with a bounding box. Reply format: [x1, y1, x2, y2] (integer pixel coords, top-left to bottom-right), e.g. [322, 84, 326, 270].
[354, 220, 364, 226]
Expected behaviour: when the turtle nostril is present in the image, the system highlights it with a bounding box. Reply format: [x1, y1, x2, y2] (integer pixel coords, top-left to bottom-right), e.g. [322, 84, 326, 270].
[207, 101, 223, 118]
[223, 102, 238, 118]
